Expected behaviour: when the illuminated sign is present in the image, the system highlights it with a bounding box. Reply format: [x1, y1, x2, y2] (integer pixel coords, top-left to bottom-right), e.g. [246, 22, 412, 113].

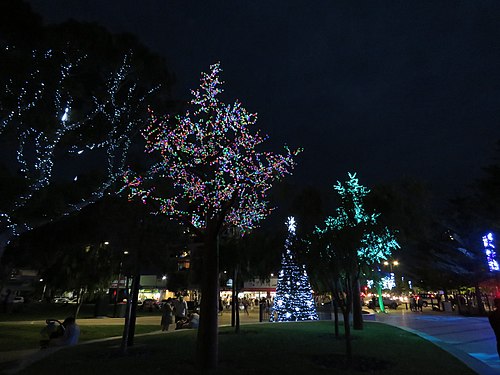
[483, 232, 499, 272]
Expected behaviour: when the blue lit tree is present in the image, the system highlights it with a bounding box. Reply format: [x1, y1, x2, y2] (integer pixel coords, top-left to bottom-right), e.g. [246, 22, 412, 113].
[271, 217, 318, 322]
[313, 173, 399, 361]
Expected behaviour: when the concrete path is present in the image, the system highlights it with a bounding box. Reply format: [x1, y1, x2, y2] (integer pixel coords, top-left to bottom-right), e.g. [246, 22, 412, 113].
[375, 309, 500, 375]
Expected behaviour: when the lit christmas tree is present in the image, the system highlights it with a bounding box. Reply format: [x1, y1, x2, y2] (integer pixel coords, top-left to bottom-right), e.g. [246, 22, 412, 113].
[271, 217, 319, 322]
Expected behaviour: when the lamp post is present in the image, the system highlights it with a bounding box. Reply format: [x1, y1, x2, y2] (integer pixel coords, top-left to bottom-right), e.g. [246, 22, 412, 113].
[383, 260, 400, 293]
[376, 260, 399, 313]
[113, 250, 129, 318]
[383, 260, 399, 273]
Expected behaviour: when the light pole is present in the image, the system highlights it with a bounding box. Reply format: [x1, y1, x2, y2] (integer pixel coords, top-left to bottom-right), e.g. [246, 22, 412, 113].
[384, 260, 399, 290]
[383, 260, 399, 273]
[113, 250, 129, 318]
[376, 260, 399, 313]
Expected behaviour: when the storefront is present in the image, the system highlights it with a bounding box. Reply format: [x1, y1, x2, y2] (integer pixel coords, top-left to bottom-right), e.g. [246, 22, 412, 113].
[220, 277, 277, 309]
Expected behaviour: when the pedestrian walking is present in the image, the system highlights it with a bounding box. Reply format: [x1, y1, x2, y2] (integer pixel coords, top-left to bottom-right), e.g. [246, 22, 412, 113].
[218, 297, 224, 315]
[161, 298, 173, 331]
[242, 297, 250, 316]
[488, 297, 500, 358]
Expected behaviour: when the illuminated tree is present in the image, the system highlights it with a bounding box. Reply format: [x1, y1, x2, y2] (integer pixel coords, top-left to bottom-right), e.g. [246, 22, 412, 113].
[271, 217, 318, 322]
[0, 46, 161, 258]
[313, 173, 399, 361]
[125, 63, 299, 370]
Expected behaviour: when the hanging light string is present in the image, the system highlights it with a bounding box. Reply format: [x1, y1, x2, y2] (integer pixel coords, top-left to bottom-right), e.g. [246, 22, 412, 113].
[1, 46, 158, 245]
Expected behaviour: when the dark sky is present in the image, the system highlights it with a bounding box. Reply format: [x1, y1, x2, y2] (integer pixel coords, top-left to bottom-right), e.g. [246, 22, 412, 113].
[27, 1, 500, 199]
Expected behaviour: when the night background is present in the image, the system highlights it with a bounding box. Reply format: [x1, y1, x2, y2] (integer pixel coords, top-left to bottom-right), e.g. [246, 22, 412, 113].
[2, 1, 500, 373]
[25, 0, 500, 198]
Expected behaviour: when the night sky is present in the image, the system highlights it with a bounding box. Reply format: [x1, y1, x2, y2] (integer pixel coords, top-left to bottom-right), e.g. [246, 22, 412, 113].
[26, 1, 500, 199]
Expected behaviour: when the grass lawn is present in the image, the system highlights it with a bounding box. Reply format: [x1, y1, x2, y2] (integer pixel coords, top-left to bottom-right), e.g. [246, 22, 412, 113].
[0, 303, 161, 322]
[0, 324, 160, 351]
[14, 321, 475, 375]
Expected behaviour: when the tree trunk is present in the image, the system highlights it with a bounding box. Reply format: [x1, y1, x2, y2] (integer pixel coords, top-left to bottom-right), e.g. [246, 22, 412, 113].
[231, 265, 237, 327]
[121, 271, 140, 353]
[75, 288, 87, 319]
[343, 275, 353, 363]
[333, 297, 339, 337]
[126, 271, 140, 347]
[121, 279, 132, 354]
[343, 310, 352, 362]
[475, 283, 486, 315]
[235, 296, 240, 333]
[352, 278, 363, 330]
[196, 232, 219, 370]
[331, 281, 340, 337]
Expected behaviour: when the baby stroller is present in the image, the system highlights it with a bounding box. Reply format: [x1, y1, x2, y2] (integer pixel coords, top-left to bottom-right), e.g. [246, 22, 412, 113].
[40, 319, 64, 349]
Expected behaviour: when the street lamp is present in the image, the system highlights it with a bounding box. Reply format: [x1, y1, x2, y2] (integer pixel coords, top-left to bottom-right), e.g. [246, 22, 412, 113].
[383, 260, 399, 272]
[113, 250, 129, 318]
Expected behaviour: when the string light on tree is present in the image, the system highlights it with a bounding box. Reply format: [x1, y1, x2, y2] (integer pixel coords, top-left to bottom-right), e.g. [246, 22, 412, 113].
[316, 173, 399, 264]
[270, 217, 318, 322]
[314, 173, 399, 315]
[0, 48, 157, 255]
[123, 63, 300, 369]
[124, 62, 300, 234]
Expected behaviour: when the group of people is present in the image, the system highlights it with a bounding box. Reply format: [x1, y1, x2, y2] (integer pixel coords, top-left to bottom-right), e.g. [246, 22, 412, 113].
[218, 296, 271, 316]
[409, 296, 424, 312]
[160, 296, 199, 331]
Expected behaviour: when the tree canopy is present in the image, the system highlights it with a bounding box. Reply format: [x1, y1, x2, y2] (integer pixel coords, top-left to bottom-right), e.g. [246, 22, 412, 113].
[0, 3, 175, 258]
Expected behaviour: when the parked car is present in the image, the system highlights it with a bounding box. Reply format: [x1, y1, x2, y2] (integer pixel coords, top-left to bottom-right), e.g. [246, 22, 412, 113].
[367, 297, 401, 310]
[140, 298, 160, 311]
[13, 296, 24, 304]
[53, 297, 77, 304]
[416, 293, 437, 308]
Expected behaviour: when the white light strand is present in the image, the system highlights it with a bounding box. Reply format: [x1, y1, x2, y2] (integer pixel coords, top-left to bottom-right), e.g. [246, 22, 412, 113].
[1, 49, 156, 251]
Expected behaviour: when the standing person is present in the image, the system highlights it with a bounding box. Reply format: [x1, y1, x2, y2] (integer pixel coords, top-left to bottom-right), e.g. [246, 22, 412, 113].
[371, 295, 378, 312]
[161, 298, 173, 331]
[410, 296, 417, 312]
[417, 297, 424, 312]
[172, 295, 188, 323]
[488, 298, 500, 358]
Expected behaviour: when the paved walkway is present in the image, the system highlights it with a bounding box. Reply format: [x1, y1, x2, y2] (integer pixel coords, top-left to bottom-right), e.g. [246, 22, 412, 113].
[375, 309, 500, 375]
